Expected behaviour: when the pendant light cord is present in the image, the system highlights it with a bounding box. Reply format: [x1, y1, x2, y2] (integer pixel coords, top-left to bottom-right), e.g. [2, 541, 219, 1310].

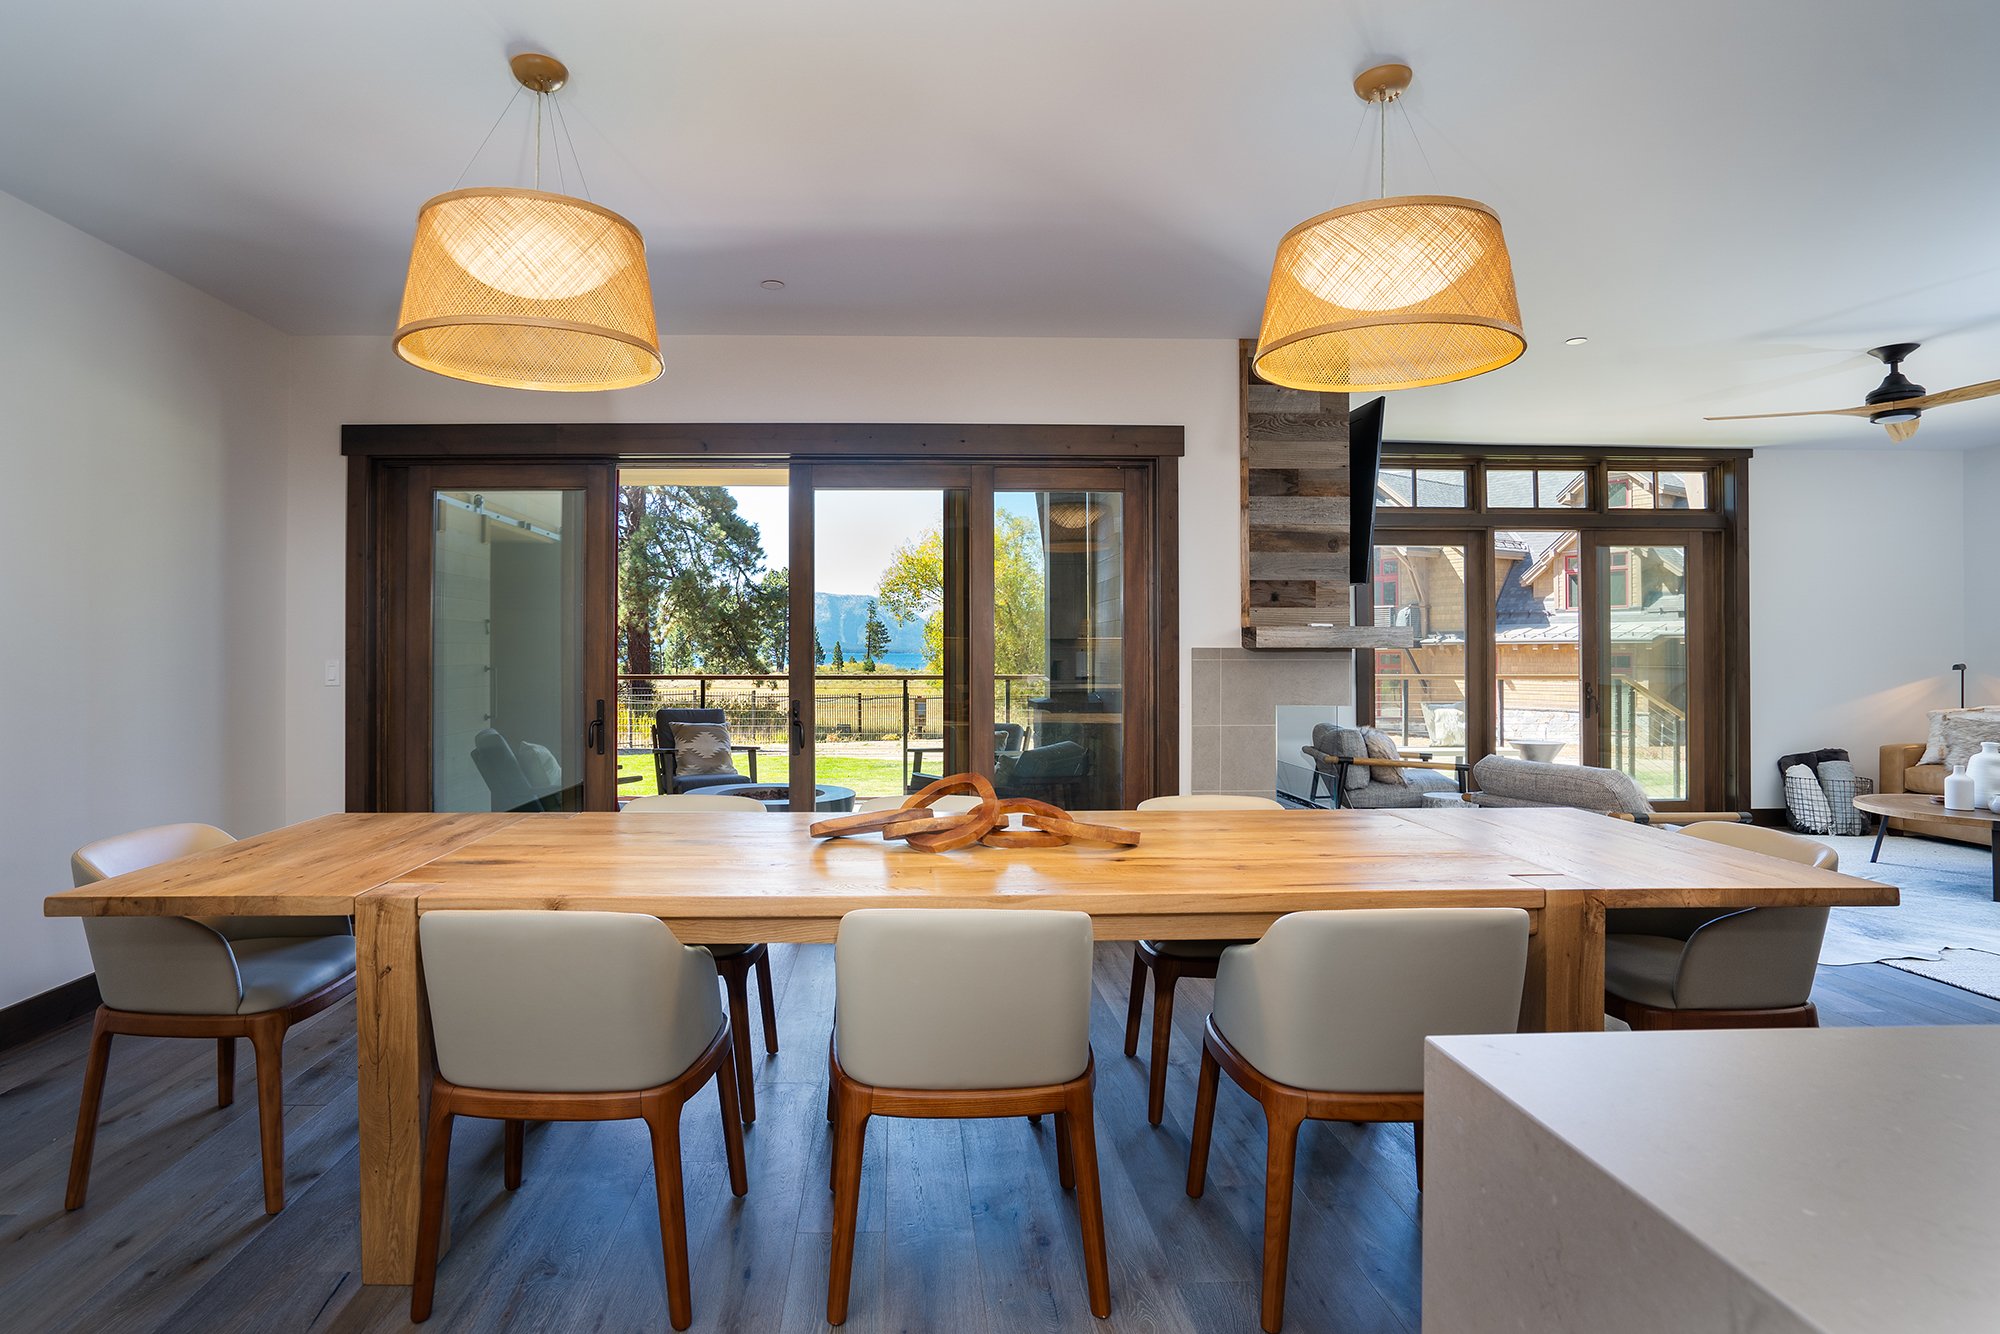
[534, 93, 543, 190]
[1378, 96, 1388, 198]
[452, 87, 524, 190]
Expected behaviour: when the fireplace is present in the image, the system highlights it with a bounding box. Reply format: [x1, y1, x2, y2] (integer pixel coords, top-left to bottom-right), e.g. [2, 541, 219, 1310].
[1188, 647, 1354, 802]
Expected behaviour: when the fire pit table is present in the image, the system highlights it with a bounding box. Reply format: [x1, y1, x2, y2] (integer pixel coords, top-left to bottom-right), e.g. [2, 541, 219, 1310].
[705, 782, 856, 813]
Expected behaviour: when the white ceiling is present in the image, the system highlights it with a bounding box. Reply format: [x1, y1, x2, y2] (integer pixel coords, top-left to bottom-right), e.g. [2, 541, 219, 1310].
[6, 0, 2000, 449]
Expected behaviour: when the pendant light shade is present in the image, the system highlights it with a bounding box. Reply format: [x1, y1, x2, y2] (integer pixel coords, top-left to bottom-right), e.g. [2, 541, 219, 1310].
[1254, 194, 1524, 393]
[395, 187, 662, 391]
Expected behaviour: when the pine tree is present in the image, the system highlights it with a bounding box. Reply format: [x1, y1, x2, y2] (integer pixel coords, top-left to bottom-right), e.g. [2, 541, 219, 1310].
[862, 599, 891, 672]
[832, 640, 846, 670]
[814, 630, 827, 667]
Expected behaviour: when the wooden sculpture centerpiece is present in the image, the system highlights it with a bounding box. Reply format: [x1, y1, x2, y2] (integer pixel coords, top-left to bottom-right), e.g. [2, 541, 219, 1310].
[808, 774, 1141, 853]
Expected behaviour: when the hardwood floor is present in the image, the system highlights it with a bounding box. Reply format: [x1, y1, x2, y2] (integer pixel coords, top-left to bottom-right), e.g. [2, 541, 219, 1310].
[1, 948, 1993, 1333]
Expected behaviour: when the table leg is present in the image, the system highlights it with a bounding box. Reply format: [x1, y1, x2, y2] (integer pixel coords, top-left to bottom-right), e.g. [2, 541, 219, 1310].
[356, 891, 433, 1284]
[1991, 837, 1998, 904]
[1520, 893, 1605, 1033]
[1870, 820, 1887, 864]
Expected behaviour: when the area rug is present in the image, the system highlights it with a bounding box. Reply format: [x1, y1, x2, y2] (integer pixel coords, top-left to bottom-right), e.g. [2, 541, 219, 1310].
[1880, 948, 2000, 1002]
[1814, 832, 1999, 966]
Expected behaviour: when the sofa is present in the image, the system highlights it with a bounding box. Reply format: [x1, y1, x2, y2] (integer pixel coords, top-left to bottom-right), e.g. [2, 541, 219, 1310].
[1880, 742, 1995, 849]
[1301, 724, 1467, 809]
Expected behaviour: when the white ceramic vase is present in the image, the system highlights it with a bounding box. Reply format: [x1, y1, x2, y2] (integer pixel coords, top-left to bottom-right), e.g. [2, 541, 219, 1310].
[1945, 765, 1976, 811]
[1969, 741, 2000, 808]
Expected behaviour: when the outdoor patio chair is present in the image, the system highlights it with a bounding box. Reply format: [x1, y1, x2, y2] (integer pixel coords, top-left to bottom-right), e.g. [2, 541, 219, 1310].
[651, 708, 756, 794]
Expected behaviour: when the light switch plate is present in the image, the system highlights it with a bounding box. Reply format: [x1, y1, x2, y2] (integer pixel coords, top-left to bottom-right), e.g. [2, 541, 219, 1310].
[323, 658, 342, 687]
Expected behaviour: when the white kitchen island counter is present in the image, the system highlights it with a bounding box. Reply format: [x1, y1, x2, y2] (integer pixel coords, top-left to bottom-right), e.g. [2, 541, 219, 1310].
[1423, 1026, 2000, 1333]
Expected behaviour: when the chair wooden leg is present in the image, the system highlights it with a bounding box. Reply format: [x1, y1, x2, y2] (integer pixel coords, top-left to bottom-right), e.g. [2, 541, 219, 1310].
[1054, 1110, 1076, 1190]
[216, 1036, 236, 1108]
[409, 1099, 456, 1323]
[827, 1091, 871, 1325]
[1258, 1101, 1305, 1334]
[753, 949, 780, 1055]
[722, 962, 758, 1124]
[1186, 1038, 1221, 1199]
[645, 1095, 695, 1332]
[1066, 1077, 1112, 1319]
[503, 1120, 525, 1190]
[1146, 960, 1179, 1125]
[64, 1010, 114, 1211]
[1123, 948, 1147, 1057]
[248, 1017, 288, 1214]
[1413, 1120, 1424, 1191]
[715, 1041, 749, 1197]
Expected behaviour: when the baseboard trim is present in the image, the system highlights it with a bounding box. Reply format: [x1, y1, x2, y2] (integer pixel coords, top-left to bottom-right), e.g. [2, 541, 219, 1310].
[0, 974, 100, 1052]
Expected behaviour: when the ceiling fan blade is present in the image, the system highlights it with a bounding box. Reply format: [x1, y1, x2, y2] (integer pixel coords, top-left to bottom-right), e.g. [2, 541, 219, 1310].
[1892, 378, 2000, 411]
[1703, 405, 1876, 422]
[1882, 417, 1920, 443]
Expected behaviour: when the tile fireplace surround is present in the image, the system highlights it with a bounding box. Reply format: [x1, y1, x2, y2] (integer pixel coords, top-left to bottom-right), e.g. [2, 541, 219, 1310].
[1189, 646, 1354, 800]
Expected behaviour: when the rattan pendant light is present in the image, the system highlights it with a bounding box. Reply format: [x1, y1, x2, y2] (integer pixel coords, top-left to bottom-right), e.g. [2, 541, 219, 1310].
[1254, 64, 1524, 393]
[394, 53, 663, 392]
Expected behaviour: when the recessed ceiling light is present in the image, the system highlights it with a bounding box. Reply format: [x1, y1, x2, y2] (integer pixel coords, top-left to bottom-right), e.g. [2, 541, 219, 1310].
[1564, 336, 1589, 346]
[759, 279, 785, 290]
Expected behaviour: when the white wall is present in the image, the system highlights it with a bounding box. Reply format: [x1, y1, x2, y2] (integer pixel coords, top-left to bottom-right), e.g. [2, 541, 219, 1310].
[1749, 449, 1970, 807]
[0, 191, 290, 1007]
[278, 334, 1244, 821]
[1966, 444, 2000, 707]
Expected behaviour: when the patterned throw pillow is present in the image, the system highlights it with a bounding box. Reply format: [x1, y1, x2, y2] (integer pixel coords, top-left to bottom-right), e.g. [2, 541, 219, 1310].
[1361, 728, 1407, 784]
[669, 722, 738, 776]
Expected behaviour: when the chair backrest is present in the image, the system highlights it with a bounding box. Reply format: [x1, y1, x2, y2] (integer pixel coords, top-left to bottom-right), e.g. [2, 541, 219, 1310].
[1679, 821, 1838, 870]
[653, 707, 726, 749]
[1469, 755, 1651, 816]
[1012, 741, 1089, 779]
[621, 793, 766, 813]
[994, 722, 1026, 753]
[71, 822, 235, 885]
[471, 729, 545, 813]
[420, 910, 723, 1094]
[1136, 795, 1286, 812]
[835, 908, 1093, 1090]
[1212, 908, 1529, 1094]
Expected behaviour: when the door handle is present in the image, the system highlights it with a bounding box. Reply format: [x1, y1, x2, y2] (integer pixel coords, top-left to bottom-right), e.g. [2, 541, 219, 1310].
[588, 699, 606, 756]
[790, 699, 805, 754]
[1582, 682, 1597, 719]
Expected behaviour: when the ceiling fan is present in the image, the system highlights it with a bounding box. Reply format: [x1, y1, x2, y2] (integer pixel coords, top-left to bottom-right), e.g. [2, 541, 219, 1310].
[1705, 343, 2000, 443]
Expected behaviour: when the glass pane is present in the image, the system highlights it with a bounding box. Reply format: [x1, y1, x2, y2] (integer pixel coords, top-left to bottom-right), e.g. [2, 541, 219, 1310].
[1495, 530, 1582, 765]
[434, 489, 586, 812]
[1375, 466, 1416, 508]
[1607, 470, 1654, 509]
[1658, 470, 1708, 509]
[815, 489, 953, 805]
[998, 489, 1122, 809]
[1415, 467, 1469, 507]
[1372, 543, 1469, 759]
[612, 466, 790, 802]
[1538, 469, 1588, 508]
[1486, 469, 1536, 508]
[1603, 544, 1689, 800]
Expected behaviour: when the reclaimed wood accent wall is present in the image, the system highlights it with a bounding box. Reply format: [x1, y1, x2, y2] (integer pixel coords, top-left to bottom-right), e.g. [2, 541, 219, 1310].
[1239, 341, 1414, 650]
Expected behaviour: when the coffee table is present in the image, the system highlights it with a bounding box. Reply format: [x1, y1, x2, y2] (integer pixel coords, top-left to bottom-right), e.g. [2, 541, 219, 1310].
[1852, 792, 2000, 900]
[706, 782, 855, 813]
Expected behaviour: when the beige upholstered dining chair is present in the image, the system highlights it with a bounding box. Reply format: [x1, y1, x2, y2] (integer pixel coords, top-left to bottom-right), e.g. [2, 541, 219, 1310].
[620, 791, 777, 1121]
[1186, 908, 1529, 1334]
[828, 908, 1109, 1324]
[66, 823, 356, 1215]
[1124, 794, 1287, 1124]
[412, 910, 747, 1330]
[1604, 822, 1837, 1030]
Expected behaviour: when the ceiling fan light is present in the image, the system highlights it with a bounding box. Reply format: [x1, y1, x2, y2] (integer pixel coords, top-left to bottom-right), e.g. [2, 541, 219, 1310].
[1870, 407, 1920, 424]
[394, 187, 663, 392]
[1254, 195, 1525, 392]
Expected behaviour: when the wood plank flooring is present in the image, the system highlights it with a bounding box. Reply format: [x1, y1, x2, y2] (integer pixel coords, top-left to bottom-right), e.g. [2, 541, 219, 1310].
[1, 950, 1994, 1333]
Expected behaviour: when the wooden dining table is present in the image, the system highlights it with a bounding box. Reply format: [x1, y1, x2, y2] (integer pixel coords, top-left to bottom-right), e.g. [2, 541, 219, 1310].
[44, 805, 1895, 1285]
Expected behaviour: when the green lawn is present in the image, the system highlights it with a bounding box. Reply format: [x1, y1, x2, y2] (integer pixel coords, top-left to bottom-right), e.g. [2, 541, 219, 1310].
[617, 751, 904, 800]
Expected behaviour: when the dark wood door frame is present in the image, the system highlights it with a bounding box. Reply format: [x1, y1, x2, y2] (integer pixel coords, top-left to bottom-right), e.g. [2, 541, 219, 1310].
[345, 424, 1182, 813]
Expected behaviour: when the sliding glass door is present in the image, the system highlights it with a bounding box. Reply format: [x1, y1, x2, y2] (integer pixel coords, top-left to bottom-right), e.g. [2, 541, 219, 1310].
[390, 463, 617, 813]
[1584, 532, 1700, 803]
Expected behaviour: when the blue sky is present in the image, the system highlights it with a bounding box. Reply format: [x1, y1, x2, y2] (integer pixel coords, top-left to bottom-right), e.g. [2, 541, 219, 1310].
[725, 485, 1041, 597]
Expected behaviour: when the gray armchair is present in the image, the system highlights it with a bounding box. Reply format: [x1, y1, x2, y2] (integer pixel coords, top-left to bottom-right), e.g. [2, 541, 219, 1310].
[1604, 823, 1835, 1030]
[1302, 724, 1467, 809]
[1466, 755, 1747, 825]
[66, 824, 356, 1215]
